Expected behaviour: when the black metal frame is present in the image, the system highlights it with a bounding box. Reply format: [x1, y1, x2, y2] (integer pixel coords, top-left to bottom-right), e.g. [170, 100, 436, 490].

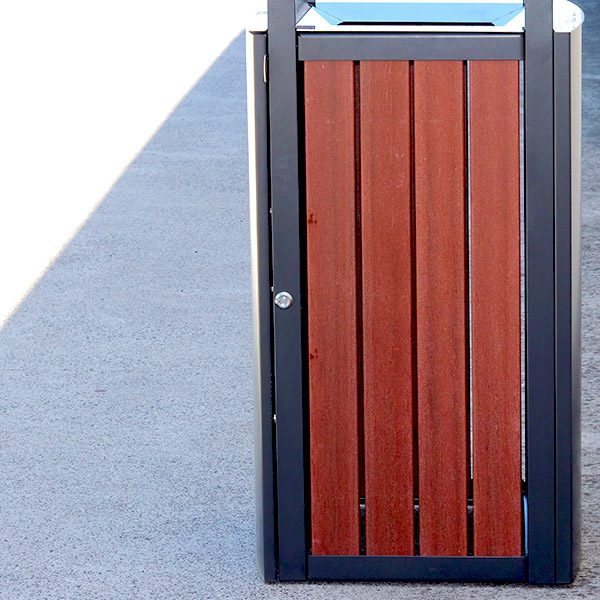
[308, 556, 527, 582]
[266, 0, 311, 582]
[249, 0, 582, 584]
[298, 33, 524, 60]
[523, 0, 557, 585]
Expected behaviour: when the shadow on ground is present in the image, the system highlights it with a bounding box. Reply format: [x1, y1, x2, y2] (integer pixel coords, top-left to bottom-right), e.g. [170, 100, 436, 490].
[0, 14, 599, 600]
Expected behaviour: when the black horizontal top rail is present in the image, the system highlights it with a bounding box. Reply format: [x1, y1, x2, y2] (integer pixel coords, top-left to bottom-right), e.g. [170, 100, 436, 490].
[298, 33, 524, 61]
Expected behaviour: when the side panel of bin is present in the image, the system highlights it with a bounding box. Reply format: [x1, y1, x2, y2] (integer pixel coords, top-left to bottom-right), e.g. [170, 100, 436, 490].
[247, 31, 278, 583]
[554, 26, 583, 584]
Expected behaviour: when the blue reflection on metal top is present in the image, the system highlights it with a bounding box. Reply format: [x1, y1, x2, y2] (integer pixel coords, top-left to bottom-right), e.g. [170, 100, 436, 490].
[313, 3, 524, 26]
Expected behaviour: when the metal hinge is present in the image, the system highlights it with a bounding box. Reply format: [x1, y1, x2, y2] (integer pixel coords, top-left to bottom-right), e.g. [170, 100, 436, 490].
[263, 54, 268, 84]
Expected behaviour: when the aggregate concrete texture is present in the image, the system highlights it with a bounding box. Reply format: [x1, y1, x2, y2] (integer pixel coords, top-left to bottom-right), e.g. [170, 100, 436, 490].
[0, 3, 599, 598]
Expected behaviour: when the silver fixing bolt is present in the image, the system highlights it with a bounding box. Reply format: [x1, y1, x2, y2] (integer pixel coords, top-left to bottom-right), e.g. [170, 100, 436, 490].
[274, 291, 294, 310]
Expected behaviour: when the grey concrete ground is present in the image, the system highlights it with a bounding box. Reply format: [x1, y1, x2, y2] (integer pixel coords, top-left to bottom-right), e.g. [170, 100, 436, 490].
[0, 4, 598, 599]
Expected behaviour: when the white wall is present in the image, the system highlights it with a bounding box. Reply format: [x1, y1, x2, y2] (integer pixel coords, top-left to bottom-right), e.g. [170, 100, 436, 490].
[0, 1, 250, 325]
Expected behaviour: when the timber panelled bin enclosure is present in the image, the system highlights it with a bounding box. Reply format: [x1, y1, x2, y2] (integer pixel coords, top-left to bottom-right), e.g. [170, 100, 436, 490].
[246, 0, 584, 585]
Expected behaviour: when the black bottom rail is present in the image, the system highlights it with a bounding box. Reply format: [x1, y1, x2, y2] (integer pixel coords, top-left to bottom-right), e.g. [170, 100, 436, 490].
[308, 556, 527, 582]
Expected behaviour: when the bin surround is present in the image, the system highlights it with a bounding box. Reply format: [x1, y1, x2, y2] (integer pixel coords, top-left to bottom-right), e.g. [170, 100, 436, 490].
[248, 0, 583, 585]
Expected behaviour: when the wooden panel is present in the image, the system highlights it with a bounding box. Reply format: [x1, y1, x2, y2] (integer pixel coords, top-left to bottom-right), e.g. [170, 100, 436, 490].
[305, 61, 360, 556]
[360, 61, 415, 556]
[470, 61, 522, 556]
[413, 61, 469, 556]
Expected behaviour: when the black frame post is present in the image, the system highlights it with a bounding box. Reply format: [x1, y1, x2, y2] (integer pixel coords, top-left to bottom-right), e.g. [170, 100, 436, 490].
[267, 0, 311, 581]
[524, 0, 557, 584]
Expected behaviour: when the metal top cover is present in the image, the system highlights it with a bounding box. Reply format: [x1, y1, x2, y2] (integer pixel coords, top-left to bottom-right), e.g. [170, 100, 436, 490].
[292, 0, 583, 34]
[297, 0, 525, 32]
[310, 2, 523, 26]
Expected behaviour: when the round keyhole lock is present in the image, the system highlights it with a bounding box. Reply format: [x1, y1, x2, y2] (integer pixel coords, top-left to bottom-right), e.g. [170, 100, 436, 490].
[274, 291, 294, 310]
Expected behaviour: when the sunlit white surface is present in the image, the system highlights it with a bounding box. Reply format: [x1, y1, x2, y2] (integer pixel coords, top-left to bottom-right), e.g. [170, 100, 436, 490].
[0, 1, 248, 326]
[554, 0, 584, 32]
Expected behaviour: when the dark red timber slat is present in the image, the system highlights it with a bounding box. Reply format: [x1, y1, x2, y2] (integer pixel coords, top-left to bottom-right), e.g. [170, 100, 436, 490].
[470, 60, 523, 557]
[413, 61, 469, 556]
[360, 61, 415, 556]
[305, 61, 360, 556]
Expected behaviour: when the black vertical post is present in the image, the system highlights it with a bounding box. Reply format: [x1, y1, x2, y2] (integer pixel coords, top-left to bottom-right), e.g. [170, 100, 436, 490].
[554, 25, 583, 584]
[524, 0, 557, 584]
[553, 30, 573, 584]
[267, 0, 310, 581]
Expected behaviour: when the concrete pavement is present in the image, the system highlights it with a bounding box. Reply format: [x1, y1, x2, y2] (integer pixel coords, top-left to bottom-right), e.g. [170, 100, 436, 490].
[0, 2, 599, 597]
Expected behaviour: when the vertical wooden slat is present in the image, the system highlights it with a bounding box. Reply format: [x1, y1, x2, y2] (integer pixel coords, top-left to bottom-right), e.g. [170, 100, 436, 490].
[360, 61, 415, 556]
[470, 60, 522, 556]
[414, 61, 469, 556]
[305, 61, 360, 556]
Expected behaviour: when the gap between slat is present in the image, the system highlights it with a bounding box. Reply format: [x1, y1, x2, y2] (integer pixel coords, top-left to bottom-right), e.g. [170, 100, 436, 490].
[464, 59, 475, 557]
[409, 59, 421, 557]
[354, 60, 366, 557]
